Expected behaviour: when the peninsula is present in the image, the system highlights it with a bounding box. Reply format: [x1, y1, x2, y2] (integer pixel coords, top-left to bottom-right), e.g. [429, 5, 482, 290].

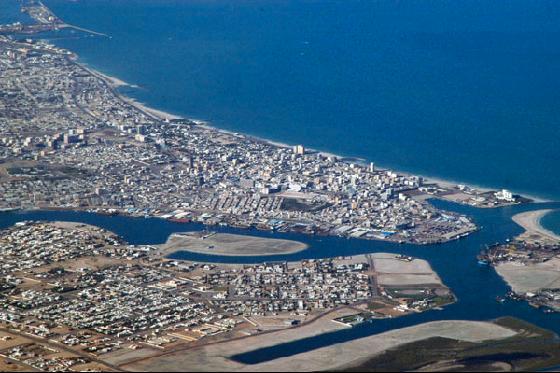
[0, 2, 529, 246]
[1, 2, 558, 372]
[479, 209, 560, 312]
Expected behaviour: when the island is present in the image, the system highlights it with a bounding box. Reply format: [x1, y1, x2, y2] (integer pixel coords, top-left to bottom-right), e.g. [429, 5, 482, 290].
[154, 231, 308, 257]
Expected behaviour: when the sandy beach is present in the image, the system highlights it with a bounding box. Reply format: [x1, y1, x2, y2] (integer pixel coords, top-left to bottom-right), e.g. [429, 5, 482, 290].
[120, 96, 183, 121]
[512, 209, 560, 244]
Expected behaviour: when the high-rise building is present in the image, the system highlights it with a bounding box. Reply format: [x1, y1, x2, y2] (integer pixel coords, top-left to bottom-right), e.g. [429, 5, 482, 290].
[293, 145, 305, 155]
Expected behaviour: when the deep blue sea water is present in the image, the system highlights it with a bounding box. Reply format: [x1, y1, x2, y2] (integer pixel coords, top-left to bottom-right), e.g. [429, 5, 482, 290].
[542, 210, 560, 236]
[32, 0, 560, 210]
[0, 0, 34, 25]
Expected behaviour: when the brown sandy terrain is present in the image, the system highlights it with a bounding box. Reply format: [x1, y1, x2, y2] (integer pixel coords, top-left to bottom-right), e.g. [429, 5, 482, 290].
[154, 232, 308, 257]
[124, 320, 517, 372]
[513, 209, 560, 245]
[0, 359, 32, 373]
[0, 332, 33, 350]
[122, 307, 358, 371]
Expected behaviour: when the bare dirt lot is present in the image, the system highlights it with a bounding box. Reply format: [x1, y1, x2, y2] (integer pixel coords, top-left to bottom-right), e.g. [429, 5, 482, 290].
[496, 258, 560, 294]
[123, 319, 517, 372]
[155, 232, 308, 257]
[371, 253, 444, 287]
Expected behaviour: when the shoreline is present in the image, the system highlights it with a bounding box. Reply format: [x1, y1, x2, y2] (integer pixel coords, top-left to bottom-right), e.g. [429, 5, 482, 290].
[78, 63, 552, 205]
[4, 6, 558, 245]
[512, 209, 560, 243]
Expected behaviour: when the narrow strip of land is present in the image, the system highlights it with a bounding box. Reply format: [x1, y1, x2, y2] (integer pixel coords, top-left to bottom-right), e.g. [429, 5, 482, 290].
[124, 320, 517, 372]
[512, 209, 560, 244]
[154, 232, 308, 257]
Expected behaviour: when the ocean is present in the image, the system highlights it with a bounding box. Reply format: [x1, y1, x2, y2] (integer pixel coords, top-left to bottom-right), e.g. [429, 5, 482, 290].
[542, 209, 560, 235]
[0, 0, 34, 25]
[3, 0, 560, 363]
[4, 0, 560, 226]
[30, 0, 560, 212]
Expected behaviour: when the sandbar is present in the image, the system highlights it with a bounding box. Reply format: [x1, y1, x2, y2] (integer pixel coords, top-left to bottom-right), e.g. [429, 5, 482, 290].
[154, 232, 309, 257]
[512, 209, 560, 244]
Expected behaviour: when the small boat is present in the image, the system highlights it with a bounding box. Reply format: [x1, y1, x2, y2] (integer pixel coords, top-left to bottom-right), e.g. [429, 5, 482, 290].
[478, 259, 490, 266]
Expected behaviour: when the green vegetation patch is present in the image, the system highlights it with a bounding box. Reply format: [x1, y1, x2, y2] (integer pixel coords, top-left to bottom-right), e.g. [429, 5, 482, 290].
[341, 317, 560, 372]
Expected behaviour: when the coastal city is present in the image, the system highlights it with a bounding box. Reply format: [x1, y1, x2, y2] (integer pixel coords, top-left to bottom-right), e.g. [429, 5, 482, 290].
[0, 30, 526, 245]
[0, 221, 453, 371]
[2, 1, 560, 372]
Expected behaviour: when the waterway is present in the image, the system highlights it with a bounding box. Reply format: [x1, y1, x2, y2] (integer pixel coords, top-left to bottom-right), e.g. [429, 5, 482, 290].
[542, 210, 560, 237]
[0, 0, 34, 25]
[2, 0, 560, 364]
[2, 199, 560, 364]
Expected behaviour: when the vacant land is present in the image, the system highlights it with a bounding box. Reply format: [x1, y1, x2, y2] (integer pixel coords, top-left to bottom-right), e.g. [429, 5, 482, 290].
[342, 318, 560, 372]
[155, 231, 308, 257]
[371, 253, 444, 287]
[496, 258, 560, 294]
[122, 307, 357, 371]
[123, 318, 519, 372]
[0, 359, 31, 373]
